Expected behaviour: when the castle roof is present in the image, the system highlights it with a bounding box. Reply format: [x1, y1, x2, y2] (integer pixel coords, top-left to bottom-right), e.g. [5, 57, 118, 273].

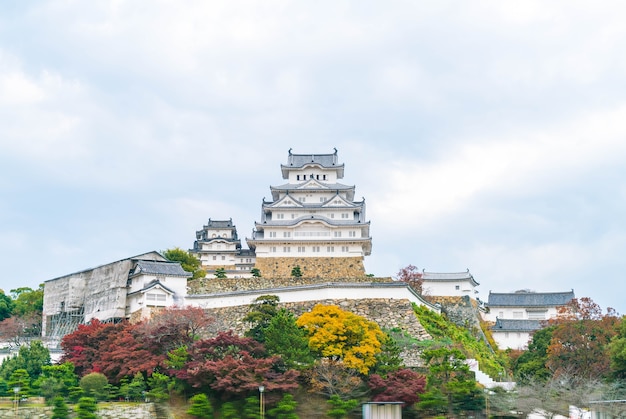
[281, 149, 345, 178]
[488, 290, 575, 307]
[492, 318, 543, 332]
[203, 218, 235, 228]
[130, 260, 192, 278]
[421, 270, 479, 286]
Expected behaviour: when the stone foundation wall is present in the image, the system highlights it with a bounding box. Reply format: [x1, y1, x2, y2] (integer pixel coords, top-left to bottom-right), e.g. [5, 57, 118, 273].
[253, 256, 366, 279]
[0, 403, 156, 419]
[189, 275, 392, 294]
[202, 298, 431, 368]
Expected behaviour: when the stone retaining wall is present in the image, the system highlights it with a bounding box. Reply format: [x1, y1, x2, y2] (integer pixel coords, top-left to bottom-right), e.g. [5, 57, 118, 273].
[253, 256, 366, 279]
[203, 298, 431, 368]
[0, 403, 156, 419]
[189, 275, 393, 294]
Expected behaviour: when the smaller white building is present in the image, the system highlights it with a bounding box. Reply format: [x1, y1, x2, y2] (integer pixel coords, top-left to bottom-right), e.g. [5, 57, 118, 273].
[483, 289, 575, 350]
[421, 270, 479, 298]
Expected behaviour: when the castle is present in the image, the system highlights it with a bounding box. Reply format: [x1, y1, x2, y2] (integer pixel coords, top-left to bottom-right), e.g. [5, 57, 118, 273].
[190, 149, 372, 279]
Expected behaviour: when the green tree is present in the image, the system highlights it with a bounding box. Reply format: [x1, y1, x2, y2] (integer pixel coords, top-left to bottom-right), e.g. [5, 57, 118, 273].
[51, 396, 70, 419]
[268, 393, 299, 419]
[0, 290, 14, 321]
[244, 295, 280, 343]
[187, 393, 213, 418]
[297, 304, 385, 374]
[418, 347, 483, 418]
[220, 401, 239, 418]
[251, 268, 262, 278]
[162, 247, 205, 279]
[214, 267, 227, 279]
[10, 285, 44, 317]
[513, 326, 555, 383]
[370, 333, 404, 377]
[242, 395, 260, 419]
[290, 266, 302, 278]
[7, 368, 30, 397]
[75, 397, 97, 419]
[264, 308, 314, 370]
[119, 372, 146, 401]
[34, 362, 79, 402]
[0, 340, 51, 381]
[610, 317, 626, 379]
[79, 372, 108, 401]
[146, 372, 173, 402]
[326, 394, 358, 419]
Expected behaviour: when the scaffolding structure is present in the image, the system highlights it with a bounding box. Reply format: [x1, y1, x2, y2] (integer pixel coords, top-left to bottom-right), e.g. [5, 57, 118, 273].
[44, 306, 85, 347]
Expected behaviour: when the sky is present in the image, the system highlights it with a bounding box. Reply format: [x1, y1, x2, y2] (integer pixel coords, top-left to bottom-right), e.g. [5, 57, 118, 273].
[2, 1, 626, 314]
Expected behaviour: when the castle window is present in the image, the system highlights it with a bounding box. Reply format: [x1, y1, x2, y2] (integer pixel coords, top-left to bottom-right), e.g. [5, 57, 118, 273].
[327, 246, 334, 252]
[269, 232, 277, 238]
[312, 246, 320, 252]
[291, 213, 296, 219]
[455, 285, 460, 290]
[323, 175, 327, 180]
[221, 256, 225, 260]
[270, 247, 277, 253]
[297, 175, 300, 180]
[283, 246, 290, 252]
[212, 256, 217, 260]
[330, 213, 335, 218]
[298, 246, 305, 252]
[277, 213, 285, 219]
[316, 175, 319, 180]
[334, 231, 341, 237]
[349, 231, 356, 237]
[283, 232, 291, 237]
[341, 213, 349, 219]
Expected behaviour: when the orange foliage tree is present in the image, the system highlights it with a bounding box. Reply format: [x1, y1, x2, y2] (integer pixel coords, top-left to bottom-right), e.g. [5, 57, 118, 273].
[546, 298, 619, 382]
[296, 304, 385, 374]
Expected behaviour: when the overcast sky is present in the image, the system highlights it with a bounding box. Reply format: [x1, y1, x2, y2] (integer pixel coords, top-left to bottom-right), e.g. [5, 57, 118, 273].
[2, 1, 626, 313]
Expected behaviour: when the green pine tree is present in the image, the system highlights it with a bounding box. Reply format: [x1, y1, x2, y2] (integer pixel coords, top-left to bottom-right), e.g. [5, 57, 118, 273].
[75, 397, 97, 419]
[268, 393, 299, 419]
[51, 396, 69, 419]
[187, 393, 213, 418]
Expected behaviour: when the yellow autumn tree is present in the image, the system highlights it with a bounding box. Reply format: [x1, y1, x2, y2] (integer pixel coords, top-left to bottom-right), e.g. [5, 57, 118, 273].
[296, 304, 385, 374]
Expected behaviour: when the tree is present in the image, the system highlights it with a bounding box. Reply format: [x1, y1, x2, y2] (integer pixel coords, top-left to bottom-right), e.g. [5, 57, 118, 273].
[215, 267, 227, 279]
[0, 340, 51, 381]
[251, 268, 262, 278]
[610, 316, 626, 379]
[326, 394, 358, 419]
[395, 264, 423, 294]
[10, 285, 44, 318]
[546, 299, 619, 383]
[296, 304, 385, 374]
[145, 306, 214, 352]
[220, 401, 239, 418]
[307, 359, 366, 399]
[34, 362, 79, 401]
[187, 393, 213, 418]
[368, 368, 426, 405]
[162, 247, 205, 279]
[418, 347, 483, 418]
[268, 393, 299, 419]
[176, 331, 300, 400]
[7, 368, 30, 397]
[291, 266, 302, 278]
[75, 397, 97, 419]
[263, 308, 314, 370]
[146, 372, 174, 402]
[370, 333, 404, 378]
[0, 290, 13, 321]
[244, 295, 280, 343]
[242, 395, 260, 419]
[51, 396, 70, 419]
[60, 319, 124, 377]
[119, 372, 146, 402]
[79, 372, 108, 401]
[512, 326, 555, 383]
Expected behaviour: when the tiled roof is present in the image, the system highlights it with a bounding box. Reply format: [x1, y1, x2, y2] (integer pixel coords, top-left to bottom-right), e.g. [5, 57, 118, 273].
[488, 290, 575, 307]
[131, 260, 191, 278]
[204, 218, 235, 228]
[421, 270, 479, 286]
[287, 150, 340, 168]
[270, 182, 354, 191]
[492, 318, 542, 332]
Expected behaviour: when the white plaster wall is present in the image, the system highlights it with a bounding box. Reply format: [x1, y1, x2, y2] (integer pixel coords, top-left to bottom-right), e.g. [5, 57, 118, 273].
[492, 331, 532, 350]
[185, 283, 438, 312]
[422, 281, 476, 298]
[482, 306, 558, 323]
